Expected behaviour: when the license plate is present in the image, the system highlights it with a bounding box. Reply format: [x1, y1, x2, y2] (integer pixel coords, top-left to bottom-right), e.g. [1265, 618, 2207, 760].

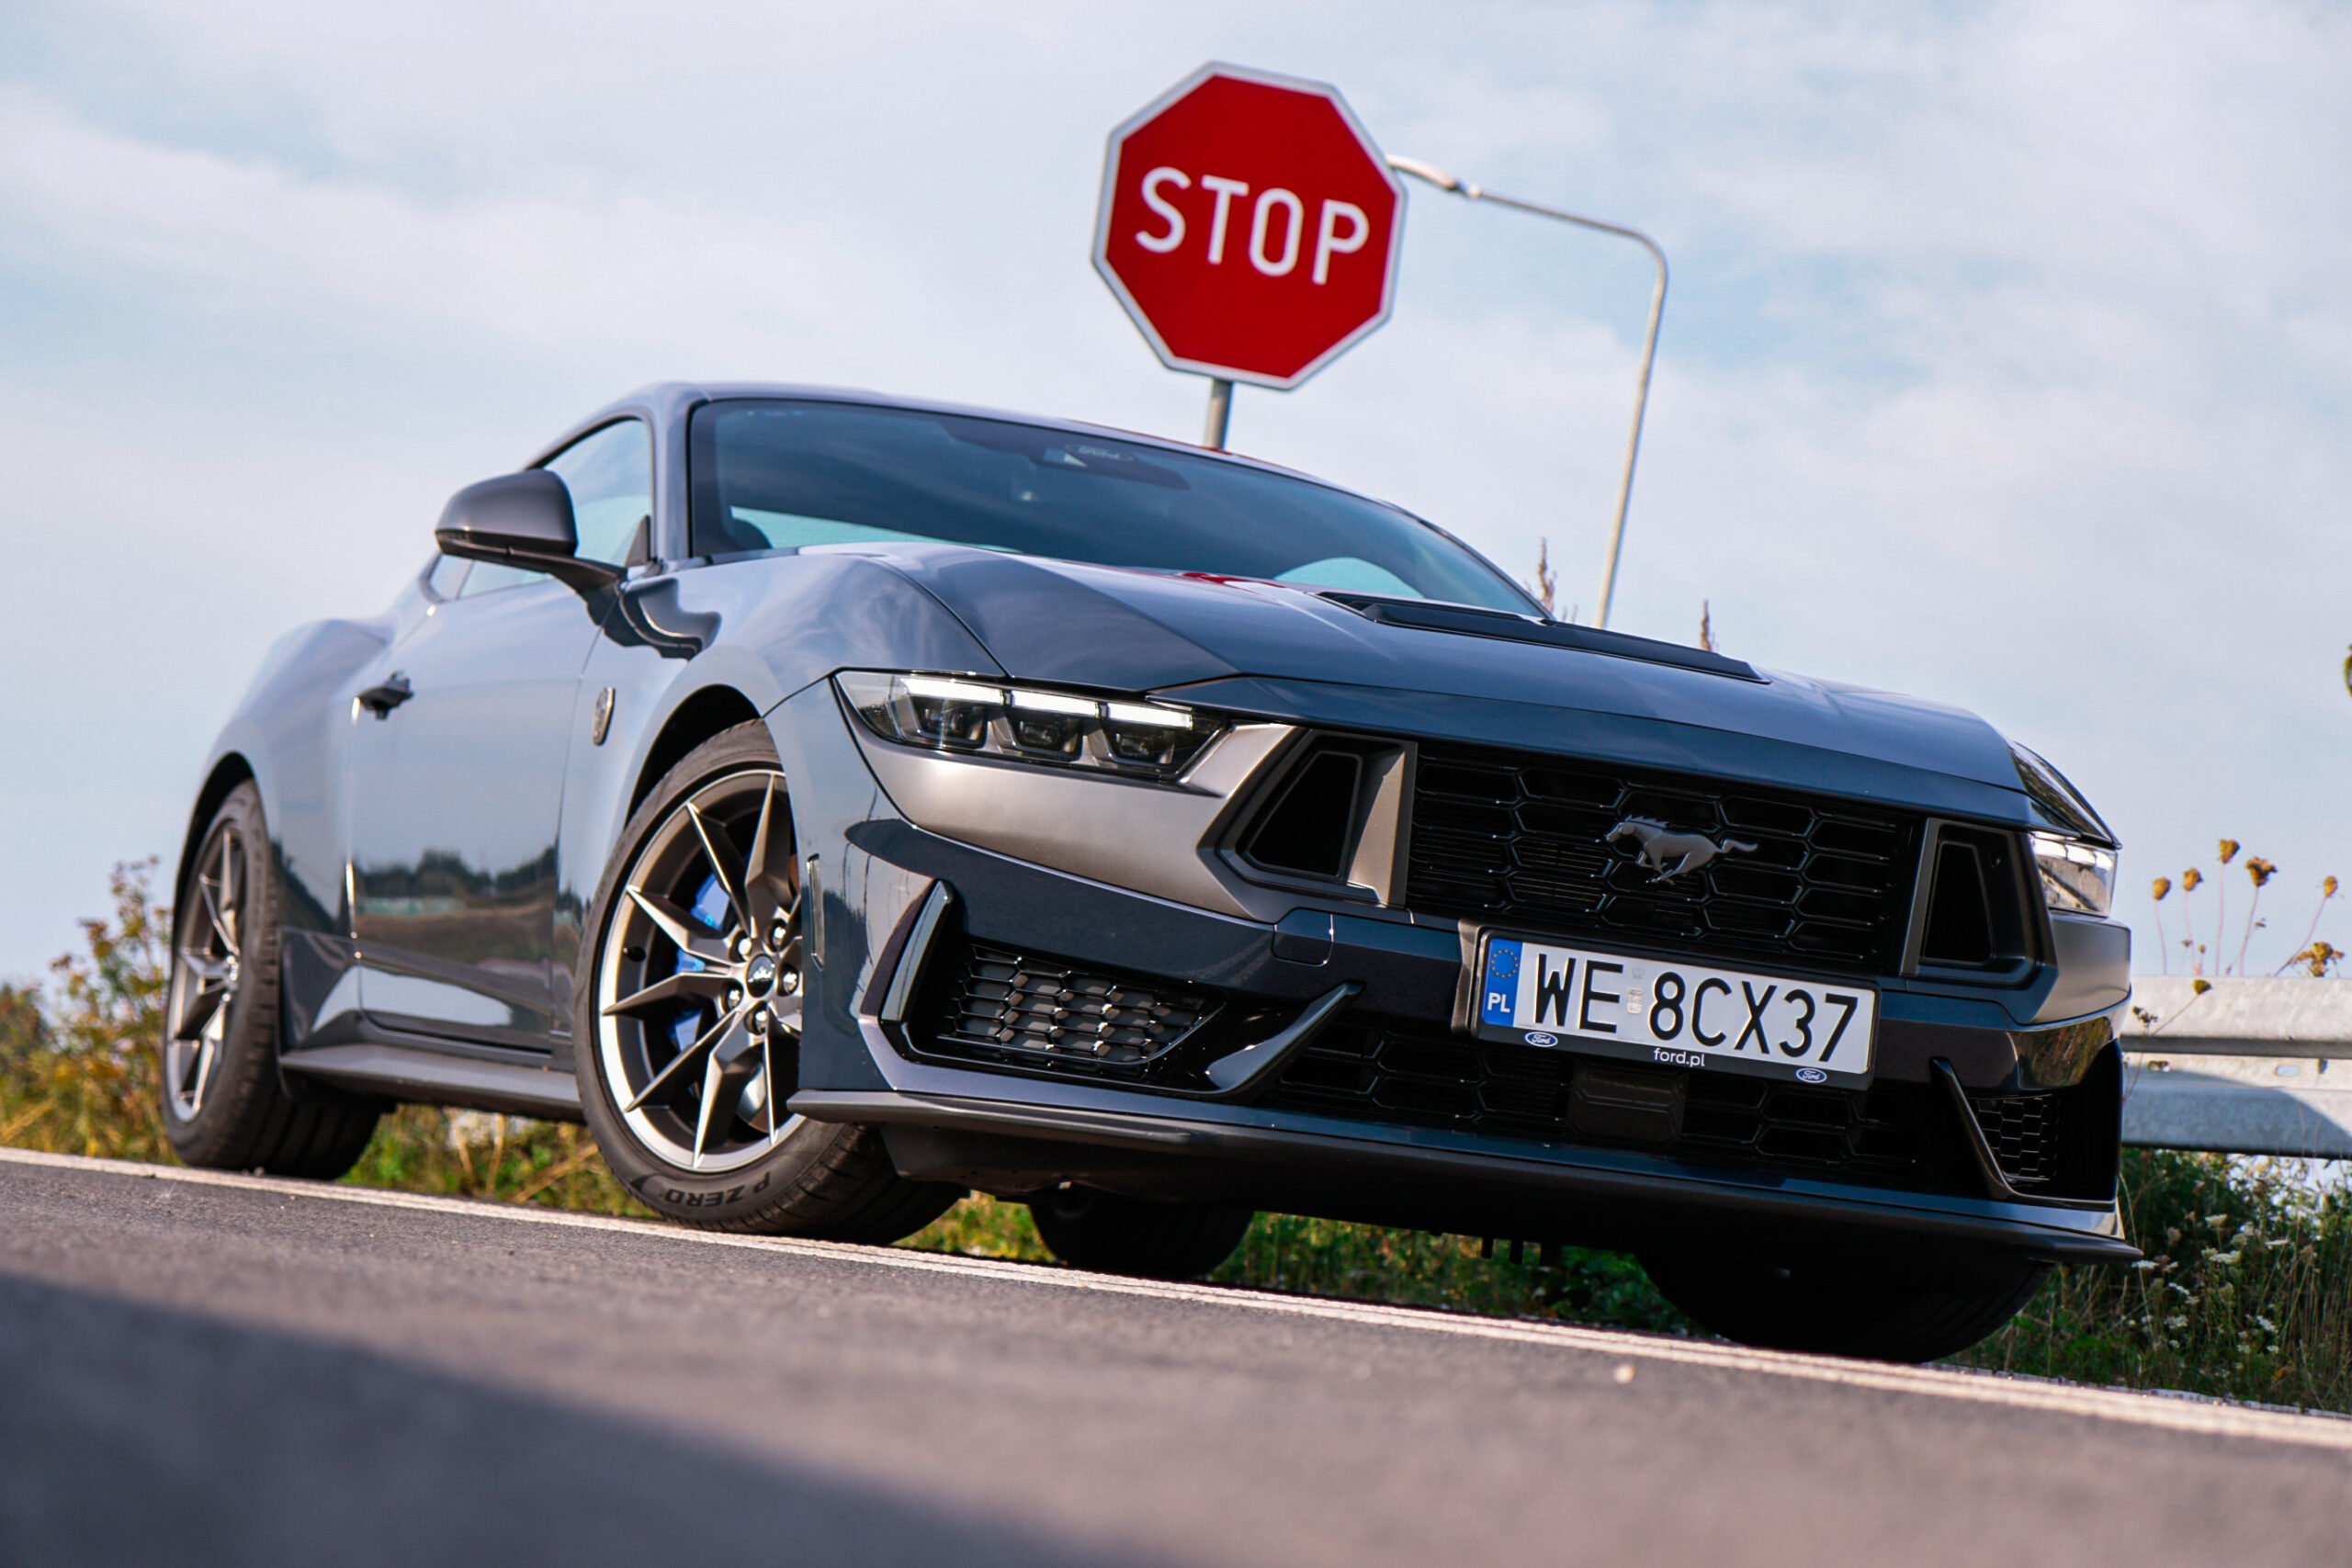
[1472, 932, 1876, 1086]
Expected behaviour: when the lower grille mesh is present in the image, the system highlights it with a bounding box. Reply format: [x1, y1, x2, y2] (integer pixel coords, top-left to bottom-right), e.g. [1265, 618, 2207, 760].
[915, 939, 1219, 1073]
[1968, 1090, 2063, 1188]
[1269, 1023, 1972, 1193]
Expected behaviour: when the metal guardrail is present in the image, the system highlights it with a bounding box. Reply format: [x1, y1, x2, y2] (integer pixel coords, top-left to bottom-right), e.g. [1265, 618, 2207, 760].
[2120, 977, 2352, 1159]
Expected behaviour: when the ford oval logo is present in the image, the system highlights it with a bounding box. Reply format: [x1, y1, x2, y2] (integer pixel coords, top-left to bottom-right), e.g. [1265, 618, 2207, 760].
[1794, 1066, 1828, 1084]
[1523, 1031, 1559, 1048]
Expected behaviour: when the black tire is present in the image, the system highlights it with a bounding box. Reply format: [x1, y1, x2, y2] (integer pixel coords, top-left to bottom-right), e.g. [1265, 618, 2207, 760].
[1029, 1186, 1255, 1280]
[162, 781, 384, 1178]
[575, 722, 962, 1240]
[1637, 1249, 2050, 1362]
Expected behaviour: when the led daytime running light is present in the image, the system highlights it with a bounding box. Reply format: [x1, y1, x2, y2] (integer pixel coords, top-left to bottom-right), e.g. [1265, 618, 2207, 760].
[837, 671, 1218, 780]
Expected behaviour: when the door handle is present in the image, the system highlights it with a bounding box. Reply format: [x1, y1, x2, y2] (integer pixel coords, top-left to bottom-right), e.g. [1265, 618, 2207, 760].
[356, 672, 413, 718]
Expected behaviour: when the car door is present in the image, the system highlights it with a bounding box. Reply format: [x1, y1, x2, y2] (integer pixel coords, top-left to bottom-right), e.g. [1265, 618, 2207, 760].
[345, 418, 653, 1048]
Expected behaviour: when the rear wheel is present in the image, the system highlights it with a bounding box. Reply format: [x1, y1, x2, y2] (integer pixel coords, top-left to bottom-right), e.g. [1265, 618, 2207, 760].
[1028, 1186, 1254, 1280]
[161, 782, 383, 1177]
[575, 723, 961, 1239]
[1637, 1249, 2049, 1362]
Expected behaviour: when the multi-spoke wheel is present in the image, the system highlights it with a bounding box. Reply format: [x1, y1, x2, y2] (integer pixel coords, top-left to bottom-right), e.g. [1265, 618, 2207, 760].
[161, 781, 384, 1176]
[575, 723, 962, 1237]
[165, 811, 246, 1123]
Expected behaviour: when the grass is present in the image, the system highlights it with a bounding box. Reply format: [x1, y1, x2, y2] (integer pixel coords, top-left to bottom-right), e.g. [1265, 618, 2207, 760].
[8, 860, 2351, 1412]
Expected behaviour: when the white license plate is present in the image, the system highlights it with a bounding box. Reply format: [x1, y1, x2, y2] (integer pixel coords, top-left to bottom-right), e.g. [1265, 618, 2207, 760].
[1473, 933, 1876, 1086]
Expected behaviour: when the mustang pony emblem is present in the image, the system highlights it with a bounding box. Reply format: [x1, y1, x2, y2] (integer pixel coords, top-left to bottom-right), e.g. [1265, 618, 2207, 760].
[1605, 818, 1758, 883]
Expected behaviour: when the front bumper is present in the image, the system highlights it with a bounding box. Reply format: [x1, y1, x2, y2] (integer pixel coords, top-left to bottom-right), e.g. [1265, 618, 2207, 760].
[770, 682, 2136, 1269]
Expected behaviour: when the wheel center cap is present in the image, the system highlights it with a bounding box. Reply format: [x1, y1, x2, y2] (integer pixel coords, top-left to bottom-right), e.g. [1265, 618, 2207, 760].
[744, 953, 778, 998]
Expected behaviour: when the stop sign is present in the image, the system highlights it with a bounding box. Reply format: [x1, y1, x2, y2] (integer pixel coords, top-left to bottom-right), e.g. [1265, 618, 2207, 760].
[1093, 63, 1405, 389]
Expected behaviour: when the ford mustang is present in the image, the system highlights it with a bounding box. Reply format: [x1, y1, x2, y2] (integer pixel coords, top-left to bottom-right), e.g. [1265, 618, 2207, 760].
[164, 382, 2135, 1359]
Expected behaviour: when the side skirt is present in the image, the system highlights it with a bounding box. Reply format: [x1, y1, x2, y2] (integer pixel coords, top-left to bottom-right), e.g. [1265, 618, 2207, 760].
[282, 1042, 582, 1121]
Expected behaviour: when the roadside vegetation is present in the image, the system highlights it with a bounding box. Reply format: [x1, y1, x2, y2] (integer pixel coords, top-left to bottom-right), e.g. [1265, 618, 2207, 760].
[6, 861, 2348, 1412]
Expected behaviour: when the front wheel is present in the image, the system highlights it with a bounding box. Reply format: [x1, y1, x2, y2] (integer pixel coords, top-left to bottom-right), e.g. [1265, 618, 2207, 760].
[574, 723, 961, 1239]
[1637, 1250, 2049, 1362]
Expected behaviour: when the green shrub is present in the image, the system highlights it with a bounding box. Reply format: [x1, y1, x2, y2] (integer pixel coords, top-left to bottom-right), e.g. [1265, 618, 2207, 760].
[1959, 1148, 2352, 1409]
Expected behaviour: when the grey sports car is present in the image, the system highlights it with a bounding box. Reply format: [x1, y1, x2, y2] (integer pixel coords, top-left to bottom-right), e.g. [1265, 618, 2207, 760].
[164, 382, 2134, 1359]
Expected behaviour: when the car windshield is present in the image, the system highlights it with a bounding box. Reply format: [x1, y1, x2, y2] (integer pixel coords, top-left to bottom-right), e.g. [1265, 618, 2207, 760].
[686, 400, 1532, 612]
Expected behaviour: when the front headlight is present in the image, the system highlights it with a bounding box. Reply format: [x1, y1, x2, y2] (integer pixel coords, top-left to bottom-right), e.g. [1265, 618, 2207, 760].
[836, 671, 1223, 781]
[2030, 831, 2117, 917]
[2007, 742, 2117, 916]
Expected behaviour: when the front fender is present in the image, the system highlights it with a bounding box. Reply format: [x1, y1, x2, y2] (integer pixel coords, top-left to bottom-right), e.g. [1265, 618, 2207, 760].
[180, 615, 393, 936]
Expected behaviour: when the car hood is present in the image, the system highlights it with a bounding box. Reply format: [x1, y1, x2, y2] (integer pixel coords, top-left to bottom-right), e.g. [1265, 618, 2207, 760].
[865, 546, 2029, 820]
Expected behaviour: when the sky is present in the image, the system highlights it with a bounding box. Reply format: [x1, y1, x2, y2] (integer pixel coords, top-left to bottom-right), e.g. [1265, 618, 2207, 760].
[2, 1, 2347, 986]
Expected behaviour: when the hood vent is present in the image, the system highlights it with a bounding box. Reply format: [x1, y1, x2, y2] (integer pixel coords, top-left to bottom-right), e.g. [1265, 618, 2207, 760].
[1317, 592, 1762, 682]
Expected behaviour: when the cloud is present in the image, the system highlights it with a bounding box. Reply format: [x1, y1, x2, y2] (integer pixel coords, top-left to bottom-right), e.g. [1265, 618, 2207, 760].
[1, 0, 2348, 980]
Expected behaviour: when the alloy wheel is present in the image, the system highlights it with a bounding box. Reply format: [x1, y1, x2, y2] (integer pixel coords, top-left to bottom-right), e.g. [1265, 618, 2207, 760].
[165, 820, 244, 1122]
[594, 769, 805, 1173]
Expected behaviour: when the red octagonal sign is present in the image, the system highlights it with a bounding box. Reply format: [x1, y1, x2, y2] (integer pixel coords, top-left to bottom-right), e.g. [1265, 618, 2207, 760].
[1094, 63, 1405, 390]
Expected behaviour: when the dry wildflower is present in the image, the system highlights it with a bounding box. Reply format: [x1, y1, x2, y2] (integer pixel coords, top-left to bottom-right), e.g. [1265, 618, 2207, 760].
[2192, 978, 2211, 995]
[2182, 867, 2203, 891]
[2219, 840, 2241, 864]
[2153, 876, 2172, 900]
[2246, 857, 2277, 887]
[2327, 875, 2341, 898]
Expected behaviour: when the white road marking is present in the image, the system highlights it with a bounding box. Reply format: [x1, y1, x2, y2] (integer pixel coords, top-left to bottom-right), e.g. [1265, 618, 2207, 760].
[6, 1145, 2348, 1452]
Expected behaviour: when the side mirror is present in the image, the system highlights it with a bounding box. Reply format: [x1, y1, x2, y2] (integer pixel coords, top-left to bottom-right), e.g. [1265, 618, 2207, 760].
[434, 471, 621, 593]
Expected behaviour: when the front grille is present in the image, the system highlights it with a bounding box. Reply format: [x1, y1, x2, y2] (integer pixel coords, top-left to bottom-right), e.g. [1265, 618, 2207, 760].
[1407, 742, 1919, 974]
[908, 937, 1222, 1078]
[1269, 1022, 1963, 1193]
[1969, 1090, 2063, 1188]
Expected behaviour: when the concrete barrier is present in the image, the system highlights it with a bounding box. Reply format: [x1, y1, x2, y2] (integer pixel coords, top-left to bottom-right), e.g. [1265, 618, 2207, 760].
[2119, 976, 2352, 1158]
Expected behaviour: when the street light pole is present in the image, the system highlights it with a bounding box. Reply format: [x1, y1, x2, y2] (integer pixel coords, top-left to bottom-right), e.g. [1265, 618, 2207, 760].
[1386, 155, 1668, 630]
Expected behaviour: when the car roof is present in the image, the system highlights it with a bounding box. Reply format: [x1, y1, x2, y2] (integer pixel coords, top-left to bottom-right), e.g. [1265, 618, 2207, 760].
[530, 379, 1364, 496]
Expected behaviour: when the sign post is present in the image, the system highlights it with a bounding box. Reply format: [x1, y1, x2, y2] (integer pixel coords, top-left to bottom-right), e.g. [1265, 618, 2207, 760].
[1094, 63, 1405, 448]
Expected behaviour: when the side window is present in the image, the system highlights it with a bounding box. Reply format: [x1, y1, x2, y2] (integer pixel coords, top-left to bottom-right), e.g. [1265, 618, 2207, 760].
[458, 559, 543, 597]
[543, 418, 653, 567]
[425, 554, 470, 599]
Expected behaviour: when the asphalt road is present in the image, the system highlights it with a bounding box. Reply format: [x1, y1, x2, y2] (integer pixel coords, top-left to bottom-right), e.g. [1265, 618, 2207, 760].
[3, 1148, 2347, 1568]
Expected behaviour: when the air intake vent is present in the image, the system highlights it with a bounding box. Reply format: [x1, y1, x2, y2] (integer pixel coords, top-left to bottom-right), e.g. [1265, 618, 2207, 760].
[1922, 841, 1995, 964]
[905, 934, 1223, 1079]
[1245, 751, 1363, 877]
[1915, 825, 2031, 972]
[1231, 737, 1410, 899]
[1967, 1090, 2063, 1188]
